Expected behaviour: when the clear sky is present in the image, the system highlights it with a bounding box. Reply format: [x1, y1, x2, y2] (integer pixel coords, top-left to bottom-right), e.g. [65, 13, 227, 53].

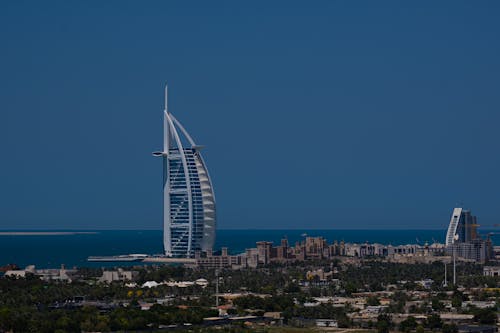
[1, 1, 499, 230]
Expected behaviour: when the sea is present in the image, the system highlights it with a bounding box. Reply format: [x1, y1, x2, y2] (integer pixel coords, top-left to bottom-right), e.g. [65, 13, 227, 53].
[0, 229, 497, 269]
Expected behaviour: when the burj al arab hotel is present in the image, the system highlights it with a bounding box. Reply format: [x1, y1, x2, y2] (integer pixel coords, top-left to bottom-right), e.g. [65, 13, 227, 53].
[153, 86, 216, 258]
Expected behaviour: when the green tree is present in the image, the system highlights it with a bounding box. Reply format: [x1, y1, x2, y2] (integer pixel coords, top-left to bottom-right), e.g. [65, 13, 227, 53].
[473, 308, 497, 325]
[377, 319, 390, 333]
[431, 297, 444, 311]
[426, 314, 442, 330]
[399, 316, 417, 332]
[451, 296, 462, 308]
[442, 323, 458, 333]
[377, 314, 392, 333]
[367, 296, 381, 306]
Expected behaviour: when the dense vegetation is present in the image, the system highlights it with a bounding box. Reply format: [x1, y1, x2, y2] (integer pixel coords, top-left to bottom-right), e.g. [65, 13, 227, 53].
[0, 260, 498, 332]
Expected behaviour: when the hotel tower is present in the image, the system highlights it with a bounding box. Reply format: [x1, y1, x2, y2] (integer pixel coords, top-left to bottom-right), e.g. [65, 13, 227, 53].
[153, 86, 216, 257]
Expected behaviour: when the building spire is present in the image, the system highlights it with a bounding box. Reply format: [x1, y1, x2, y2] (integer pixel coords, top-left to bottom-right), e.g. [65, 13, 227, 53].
[164, 84, 168, 113]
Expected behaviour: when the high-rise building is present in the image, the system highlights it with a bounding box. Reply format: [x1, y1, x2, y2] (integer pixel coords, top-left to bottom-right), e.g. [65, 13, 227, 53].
[153, 86, 216, 257]
[256, 241, 273, 265]
[445, 207, 492, 263]
[445, 208, 478, 246]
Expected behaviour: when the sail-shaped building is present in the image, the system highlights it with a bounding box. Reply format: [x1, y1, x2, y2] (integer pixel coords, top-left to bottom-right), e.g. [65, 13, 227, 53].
[153, 87, 216, 257]
[445, 207, 477, 246]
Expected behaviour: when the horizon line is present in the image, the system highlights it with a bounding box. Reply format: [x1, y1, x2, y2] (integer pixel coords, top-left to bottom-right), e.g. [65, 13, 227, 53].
[0, 227, 451, 231]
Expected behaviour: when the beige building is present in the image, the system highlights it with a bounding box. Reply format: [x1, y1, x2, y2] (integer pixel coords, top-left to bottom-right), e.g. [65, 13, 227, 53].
[99, 269, 138, 283]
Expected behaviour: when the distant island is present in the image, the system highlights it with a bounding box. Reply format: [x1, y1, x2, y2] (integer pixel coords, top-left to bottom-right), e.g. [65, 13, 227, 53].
[0, 231, 98, 236]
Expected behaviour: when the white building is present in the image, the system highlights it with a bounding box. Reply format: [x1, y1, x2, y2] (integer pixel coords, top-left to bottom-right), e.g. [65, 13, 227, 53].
[483, 266, 500, 277]
[4, 265, 76, 282]
[153, 86, 216, 258]
[316, 319, 338, 327]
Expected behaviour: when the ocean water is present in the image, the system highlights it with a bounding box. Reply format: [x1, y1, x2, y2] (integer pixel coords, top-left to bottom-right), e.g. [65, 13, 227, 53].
[0, 229, 495, 268]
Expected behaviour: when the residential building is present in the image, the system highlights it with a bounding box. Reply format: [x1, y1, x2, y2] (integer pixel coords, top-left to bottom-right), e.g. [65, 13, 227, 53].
[195, 247, 242, 269]
[256, 241, 273, 264]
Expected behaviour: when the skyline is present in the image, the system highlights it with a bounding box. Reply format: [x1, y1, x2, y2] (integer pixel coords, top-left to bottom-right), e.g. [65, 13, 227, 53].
[1, 1, 500, 230]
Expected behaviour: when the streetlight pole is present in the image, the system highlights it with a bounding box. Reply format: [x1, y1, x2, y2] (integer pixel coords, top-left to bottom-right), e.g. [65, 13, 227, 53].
[215, 269, 219, 308]
[453, 233, 459, 285]
[443, 262, 448, 287]
[453, 245, 456, 285]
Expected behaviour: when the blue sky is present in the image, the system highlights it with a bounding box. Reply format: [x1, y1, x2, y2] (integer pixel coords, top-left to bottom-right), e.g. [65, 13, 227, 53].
[1, 1, 499, 230]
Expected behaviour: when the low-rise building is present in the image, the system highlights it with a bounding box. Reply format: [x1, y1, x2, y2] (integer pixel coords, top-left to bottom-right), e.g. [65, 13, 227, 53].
[195, 247, 242, 269]
[316, 319, 338, 327]
[99, 269, 138, 283]
[483, 266, 500, 277]
[4, 265, 77, 282]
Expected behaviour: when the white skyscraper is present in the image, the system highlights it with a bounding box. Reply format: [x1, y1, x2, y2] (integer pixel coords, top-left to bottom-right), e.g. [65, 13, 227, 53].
[153, 86, 216, 257]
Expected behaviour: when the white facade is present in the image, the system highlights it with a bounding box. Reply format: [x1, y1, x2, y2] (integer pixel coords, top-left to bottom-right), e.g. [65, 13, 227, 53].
[154, 86, 216, 257]
[483, 266, 500, 277]
[445, 207, 463, 246]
